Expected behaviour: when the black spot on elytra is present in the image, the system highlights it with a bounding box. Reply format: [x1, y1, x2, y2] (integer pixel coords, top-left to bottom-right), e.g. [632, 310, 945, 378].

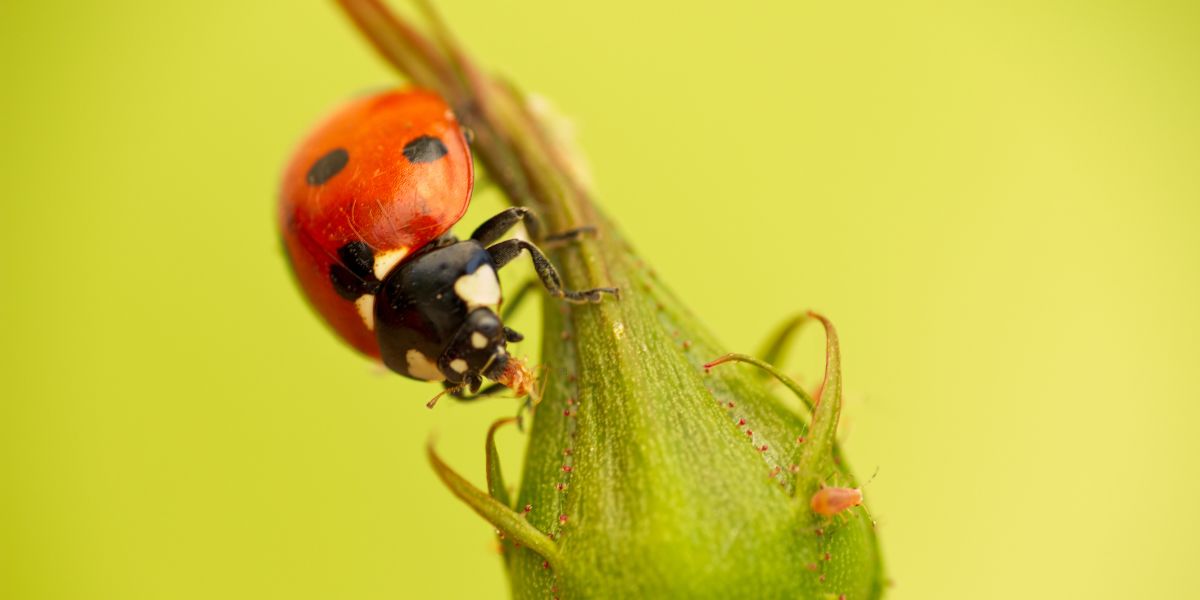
[329, 240, 380, 300]
[337, 241, 375, 280]
[307, 148, 349, 185]
[402, 135, 448, 164]
[330, 265, 370, 300]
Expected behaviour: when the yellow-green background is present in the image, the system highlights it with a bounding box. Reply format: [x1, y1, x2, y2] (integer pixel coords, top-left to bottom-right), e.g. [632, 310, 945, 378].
[3, 1, 1197, 598]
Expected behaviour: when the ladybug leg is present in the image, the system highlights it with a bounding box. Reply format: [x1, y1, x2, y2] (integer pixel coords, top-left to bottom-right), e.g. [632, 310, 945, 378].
[541, 225, 597, 249]
[486, 239, 619, 304]
[472, 206, 599, 248]
[471, 207, 544, 244]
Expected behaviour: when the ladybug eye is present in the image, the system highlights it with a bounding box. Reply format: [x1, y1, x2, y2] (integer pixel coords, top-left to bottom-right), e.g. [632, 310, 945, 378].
[307, 148, 349, 185]
[402, 135, 448, 164]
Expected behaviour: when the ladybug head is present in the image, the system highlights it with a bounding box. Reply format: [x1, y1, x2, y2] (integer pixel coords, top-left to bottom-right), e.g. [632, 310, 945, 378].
[448, 308, 514, 386]
[371, 238, 520, 393]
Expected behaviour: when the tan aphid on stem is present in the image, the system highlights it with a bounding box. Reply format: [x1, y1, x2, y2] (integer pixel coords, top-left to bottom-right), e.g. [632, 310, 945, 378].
[811, 484, 865, 517]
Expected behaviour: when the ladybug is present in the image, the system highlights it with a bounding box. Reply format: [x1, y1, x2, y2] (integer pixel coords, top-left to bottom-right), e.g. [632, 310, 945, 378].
[279, 89, 617, 405]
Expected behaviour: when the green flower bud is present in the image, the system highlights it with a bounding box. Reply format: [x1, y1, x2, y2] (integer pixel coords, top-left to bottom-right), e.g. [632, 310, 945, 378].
[433, 240, 884, 598]
[337, 1, 885, 596]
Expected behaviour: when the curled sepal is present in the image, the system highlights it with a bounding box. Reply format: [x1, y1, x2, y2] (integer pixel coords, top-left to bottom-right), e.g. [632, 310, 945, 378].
[755, 313, 810, 370]
[706, 311, 843, 499]
[427, 439, 561, 566]
[703, 353, 817, 415]
[795, 311, 843, 495]
[485, 417, 516, 508]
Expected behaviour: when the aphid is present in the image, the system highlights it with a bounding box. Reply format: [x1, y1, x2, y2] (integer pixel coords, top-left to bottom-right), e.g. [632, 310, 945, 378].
[810, 484, 864, 517]
[811, 468, 878, 517]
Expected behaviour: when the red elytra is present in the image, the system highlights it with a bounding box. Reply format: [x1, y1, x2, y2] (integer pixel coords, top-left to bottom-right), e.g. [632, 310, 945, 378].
[279, 89, 473, 359]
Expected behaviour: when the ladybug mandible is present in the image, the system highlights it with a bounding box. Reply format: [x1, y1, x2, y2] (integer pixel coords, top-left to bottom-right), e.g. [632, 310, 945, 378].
[279, 89, 616, 405]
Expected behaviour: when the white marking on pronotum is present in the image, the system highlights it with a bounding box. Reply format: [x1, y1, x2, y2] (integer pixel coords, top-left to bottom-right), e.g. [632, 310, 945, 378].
[449, 359, 468, 374]
[471, 332, 488, 349]
[372, 247, 409, 281]
[454, 265, 501, 309]
[405, 349, 443, 381]
[355, 295, 375, 331]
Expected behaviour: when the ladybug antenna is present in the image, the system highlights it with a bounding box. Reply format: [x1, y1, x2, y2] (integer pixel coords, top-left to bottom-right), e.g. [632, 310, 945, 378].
[426, 383, 464, 409]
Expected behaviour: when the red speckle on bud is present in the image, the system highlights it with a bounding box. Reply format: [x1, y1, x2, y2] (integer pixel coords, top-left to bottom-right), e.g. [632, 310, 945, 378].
[824, 552, 831, 561]
[558, 514, 569, 524]
[805, 563, 818, 572]
[815, 528, 825, 537]
[563, 409, 572, 417]
[796, 436, 805, 444]
[819, 575, 826, 583]
[542, 560, 550, 570]
[682, 340, 692, 350]
[758, 445, 768, 452]
[727, 401, 735, 408]
[737, 418, 746, 426]
[746, 430, 754, 437]
[562, 465, 573, 472]
[811, 485, 865, 517]
[563, 448, 573, 456]
[523, 504, 532, 514]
